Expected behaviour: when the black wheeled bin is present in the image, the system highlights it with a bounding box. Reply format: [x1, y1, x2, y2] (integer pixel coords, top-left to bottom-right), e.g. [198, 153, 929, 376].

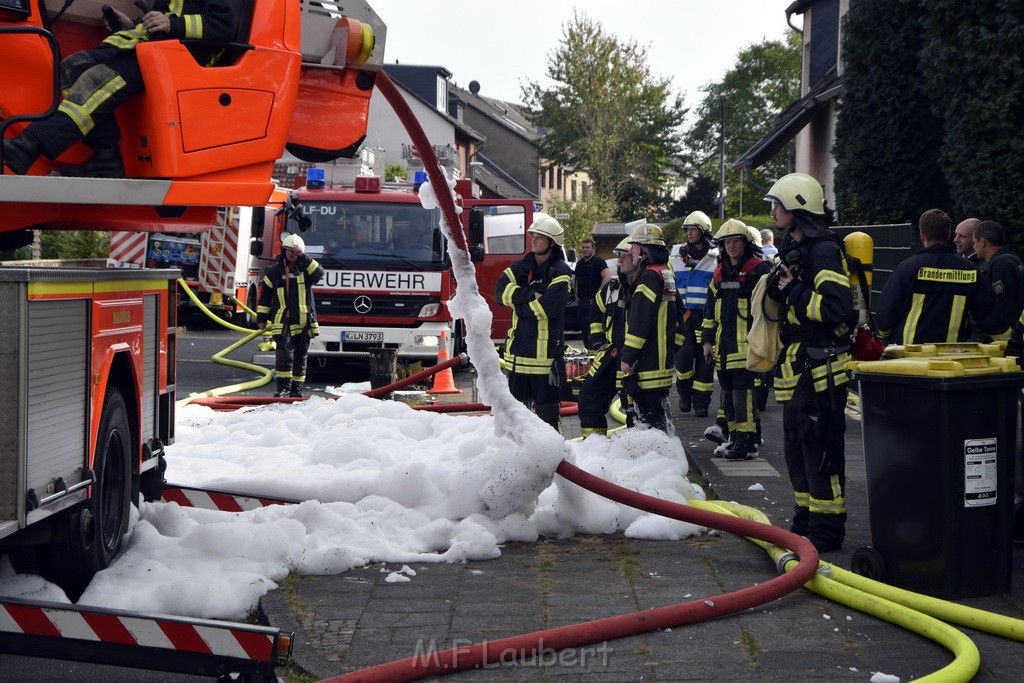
[853, 360, 1024, 599]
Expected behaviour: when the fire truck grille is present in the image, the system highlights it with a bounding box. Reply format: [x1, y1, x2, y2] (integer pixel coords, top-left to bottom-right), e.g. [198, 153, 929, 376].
[315, 294, 439, 319]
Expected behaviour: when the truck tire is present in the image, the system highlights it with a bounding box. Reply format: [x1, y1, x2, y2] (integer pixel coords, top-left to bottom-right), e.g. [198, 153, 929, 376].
[243, 284, 259, 327]
[44, 388, 133, 601]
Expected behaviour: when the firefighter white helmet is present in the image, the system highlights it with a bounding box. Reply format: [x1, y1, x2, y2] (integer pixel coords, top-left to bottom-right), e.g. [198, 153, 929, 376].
[682, 210, 713, 233]
[613, 237, 632, 254]
[282, 233, 305, 251]
[764, 173, 825, 215]
[626, 220, 665, 246]
[746, 225, 763, 247]
[714, 218, 751, 243]
[527, 215, 564, 246]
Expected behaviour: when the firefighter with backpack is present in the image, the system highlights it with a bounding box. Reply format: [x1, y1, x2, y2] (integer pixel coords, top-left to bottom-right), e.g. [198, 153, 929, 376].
[700, 219, 772, 460]
[764, 172, 855, 554]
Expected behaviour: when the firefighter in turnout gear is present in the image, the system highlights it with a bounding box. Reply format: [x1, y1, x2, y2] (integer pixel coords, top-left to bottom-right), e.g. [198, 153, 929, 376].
[875, 209, 1001, 345]
[258, 233, 324, 397]
[578, 238, 636, 437]
[495, 215, 573, 429]
[620, 221, 678, 432]
[765, 173, 854, 554]
[1, 0, 241, 178]
[671, 211, 717, 417]
[700, 220, 772, 460]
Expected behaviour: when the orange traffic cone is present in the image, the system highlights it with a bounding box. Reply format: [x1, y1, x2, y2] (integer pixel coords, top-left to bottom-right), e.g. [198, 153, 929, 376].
[428, 330, 462, 394]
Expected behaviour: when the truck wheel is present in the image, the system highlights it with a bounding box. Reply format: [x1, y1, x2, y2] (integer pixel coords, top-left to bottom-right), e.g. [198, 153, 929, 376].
[243, 284, 259, 327]
[44, 388, 133, 601]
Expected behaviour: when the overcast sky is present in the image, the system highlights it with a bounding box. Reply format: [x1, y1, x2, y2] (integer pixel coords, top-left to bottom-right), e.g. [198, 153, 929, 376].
[370, 0, 798, 109]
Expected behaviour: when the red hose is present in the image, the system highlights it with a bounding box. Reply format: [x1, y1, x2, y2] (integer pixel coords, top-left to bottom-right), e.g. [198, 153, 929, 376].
[375, 71, 465, 250]
[363, 354, 465, 398]
[322, 460, 818, 683]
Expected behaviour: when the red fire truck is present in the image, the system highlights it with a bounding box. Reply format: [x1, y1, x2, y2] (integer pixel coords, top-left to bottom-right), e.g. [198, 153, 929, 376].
[0, 0, 389, 675]
[256, 174, 540, 365]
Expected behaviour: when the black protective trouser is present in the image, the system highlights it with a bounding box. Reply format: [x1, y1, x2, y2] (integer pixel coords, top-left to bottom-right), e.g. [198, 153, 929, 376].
[577, 351, 617, 436]
[508, 365, 562, 429]
[674, 313, 713, 412]
[623, 375, 670, 433]
[717, 366, 758, 437]
[275, 327, 311, 385]
[576, 299, 601, 350]
[782, 371, 848, 547]
[28, 46, 143, 159]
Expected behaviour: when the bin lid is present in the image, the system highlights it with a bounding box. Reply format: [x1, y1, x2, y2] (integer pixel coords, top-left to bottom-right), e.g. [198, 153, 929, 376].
[851, 356, 1024, 389]
[883, 341, 1006, 358]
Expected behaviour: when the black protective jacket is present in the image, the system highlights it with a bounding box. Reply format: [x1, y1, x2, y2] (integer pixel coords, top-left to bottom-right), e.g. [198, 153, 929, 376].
[875, 244, 999, 344]
[495, 252, 572, 374]
[257, 253, 323, 337]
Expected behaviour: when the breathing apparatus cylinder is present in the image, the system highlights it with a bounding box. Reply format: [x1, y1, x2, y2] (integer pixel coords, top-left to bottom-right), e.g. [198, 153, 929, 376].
[844, 231, 873, 327]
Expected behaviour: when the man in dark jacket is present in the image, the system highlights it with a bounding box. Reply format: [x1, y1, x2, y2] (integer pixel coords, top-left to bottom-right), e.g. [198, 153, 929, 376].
[875, 209, 1001, 344]
[495, 216, 573, 429]
[701, 219, 772, 460]
[973, 220, 1023, 341]
[2, 0, 241, 177]
[573, 238, 611, 350]
[619, 221, 678, 432]
[577, 238, 634, 437]
[257, 233, 324, 398]
[765, 173, 854, 554]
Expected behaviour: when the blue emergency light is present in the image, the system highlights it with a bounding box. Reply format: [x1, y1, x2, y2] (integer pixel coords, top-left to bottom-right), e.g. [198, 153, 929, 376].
[307, 167, 325, 189]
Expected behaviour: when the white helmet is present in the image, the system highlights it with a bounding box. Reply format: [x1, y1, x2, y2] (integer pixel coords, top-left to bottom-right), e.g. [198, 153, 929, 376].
[282, 233, 305, 251]
[714, 218, 751, 243]
[626, 220, 665, 246]
[746, 225, 763, 248]
[613, 237, 632, 254]
[682, 210, 713, 233]
[527, 215, 564, 246]
[764, 173, 825, 215]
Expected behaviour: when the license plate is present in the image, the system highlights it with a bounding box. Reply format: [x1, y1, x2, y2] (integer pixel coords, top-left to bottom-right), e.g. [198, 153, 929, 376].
[341, 331, 384, 343]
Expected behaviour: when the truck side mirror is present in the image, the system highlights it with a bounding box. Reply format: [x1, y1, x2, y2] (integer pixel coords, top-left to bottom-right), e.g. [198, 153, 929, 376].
[250, 238, 264, 257]
[469, 209, 485, 246]
[566, 248, 577, 262]
[470, 245, 485, 262]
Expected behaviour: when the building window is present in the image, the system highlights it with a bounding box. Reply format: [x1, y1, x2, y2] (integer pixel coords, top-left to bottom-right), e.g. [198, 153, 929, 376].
[556, 168, 562, 191]
[571, 179, 577, 201]
[436, 75, 447, 111]
[582, 182, 589, 199]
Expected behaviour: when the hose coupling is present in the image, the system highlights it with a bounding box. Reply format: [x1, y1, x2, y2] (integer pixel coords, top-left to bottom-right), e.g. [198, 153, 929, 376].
[776, 552, 799, 574]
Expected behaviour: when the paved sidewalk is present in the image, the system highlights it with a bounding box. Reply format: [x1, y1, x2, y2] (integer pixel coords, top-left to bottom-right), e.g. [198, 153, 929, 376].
[262, 372, 1024, 681]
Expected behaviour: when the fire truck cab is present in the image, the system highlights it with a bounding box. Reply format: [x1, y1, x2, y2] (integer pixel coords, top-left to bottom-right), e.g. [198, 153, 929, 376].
[256, 175, 537, 365]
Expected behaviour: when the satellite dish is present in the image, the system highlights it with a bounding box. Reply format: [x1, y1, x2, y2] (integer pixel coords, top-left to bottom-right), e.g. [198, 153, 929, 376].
[469, 80, 480, 95]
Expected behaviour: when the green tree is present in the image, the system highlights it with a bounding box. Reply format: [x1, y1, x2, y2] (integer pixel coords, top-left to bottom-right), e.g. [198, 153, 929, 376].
[544, 191, 618, 250]
[522, 13, 686, 221]
[668, 173, 719, 219]
[40, 230, 109, 259]
[920, 0, 1024, 251]
[384, 164, 406, 182]
[684, 33, 801, 216]
[833, 0, 948, 224]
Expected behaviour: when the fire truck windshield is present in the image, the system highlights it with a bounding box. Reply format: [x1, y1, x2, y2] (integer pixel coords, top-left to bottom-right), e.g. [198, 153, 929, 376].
[291, 201, 446, 268]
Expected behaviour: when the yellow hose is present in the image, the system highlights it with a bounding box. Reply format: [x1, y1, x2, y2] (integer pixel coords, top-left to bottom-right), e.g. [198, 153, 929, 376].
[175, 279, 273, 408]
[691, 500, 981, 683]
[177, 278, 256, 334]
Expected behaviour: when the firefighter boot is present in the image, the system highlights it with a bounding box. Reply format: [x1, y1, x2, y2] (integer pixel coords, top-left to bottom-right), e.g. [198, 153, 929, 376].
[273, 378, 292, 397]
[288, 382, 304, 398]
[1, 133, 42, 175]
[722, 432, 758, 460]
[60, 145, 124, 178]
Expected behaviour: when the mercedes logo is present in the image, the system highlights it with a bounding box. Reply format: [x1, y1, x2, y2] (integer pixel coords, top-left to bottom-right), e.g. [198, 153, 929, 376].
[353, 295, 372, 314]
